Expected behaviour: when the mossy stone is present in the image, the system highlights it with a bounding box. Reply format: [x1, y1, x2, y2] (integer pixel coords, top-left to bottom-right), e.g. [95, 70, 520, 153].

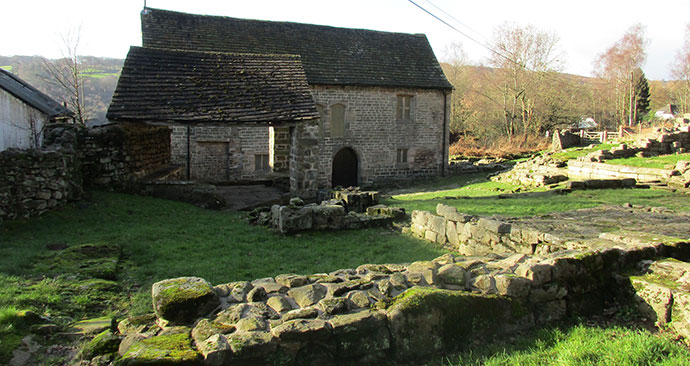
[50, 242, 121, 280]
[152, 277, 220, 325]
[116, 332, 201, 365]
[386, 287, 531, 361]
[80, 329, 120, 359]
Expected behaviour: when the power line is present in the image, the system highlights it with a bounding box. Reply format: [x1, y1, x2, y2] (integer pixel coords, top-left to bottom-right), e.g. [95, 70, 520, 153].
[407, 0, 587, 90]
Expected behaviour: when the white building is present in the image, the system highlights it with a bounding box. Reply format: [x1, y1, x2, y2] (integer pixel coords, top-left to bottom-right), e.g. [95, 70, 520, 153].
[0, 69, 73, 151]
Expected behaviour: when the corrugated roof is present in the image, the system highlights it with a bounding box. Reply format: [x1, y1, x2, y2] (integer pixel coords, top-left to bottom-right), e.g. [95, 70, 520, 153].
[141, 8, 452, 90]
[106, 46, 318, 124]
[0, 68, 73, 118]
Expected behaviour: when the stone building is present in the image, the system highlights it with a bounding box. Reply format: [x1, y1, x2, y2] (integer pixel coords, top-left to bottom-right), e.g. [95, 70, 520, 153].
[106, 46, 320, 196]
[139, 8, 452, 188]
[0, 69, 73, 151]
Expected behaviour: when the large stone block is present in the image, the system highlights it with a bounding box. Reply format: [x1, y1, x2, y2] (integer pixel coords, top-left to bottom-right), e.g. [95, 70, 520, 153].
[386, 287, 531, 361]
[151, 277, 220, 325]
[328, 310, 390, 357]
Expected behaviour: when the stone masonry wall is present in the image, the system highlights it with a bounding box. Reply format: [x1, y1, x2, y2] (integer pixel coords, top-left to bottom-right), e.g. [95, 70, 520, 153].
[170, 125, 271, 181]
[310, 85, 448, 188]
[1, 123, 170, 221]
[113, 229, 690, 365]
[0, 147, 81, 221]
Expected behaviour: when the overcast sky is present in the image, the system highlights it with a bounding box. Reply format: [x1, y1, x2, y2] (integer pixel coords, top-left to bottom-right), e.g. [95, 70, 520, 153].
[2, 0, 688, 80]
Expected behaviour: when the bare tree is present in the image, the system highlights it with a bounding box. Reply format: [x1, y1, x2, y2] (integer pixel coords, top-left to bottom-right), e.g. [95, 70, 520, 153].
[672, 23, 690, 114]
[486, 22, 565, 137]
[42, 27, 91, 125]
[8, 109, 45, 148]
[441, 41, 473, 138]
[594, 23, 648, 126]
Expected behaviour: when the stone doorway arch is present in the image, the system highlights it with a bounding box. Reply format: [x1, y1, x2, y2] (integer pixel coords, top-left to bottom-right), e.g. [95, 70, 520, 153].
[332, 147, 358, 188]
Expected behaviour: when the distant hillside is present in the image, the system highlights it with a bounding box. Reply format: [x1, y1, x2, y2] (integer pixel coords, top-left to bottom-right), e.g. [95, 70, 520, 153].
[0, 55, 123, 125]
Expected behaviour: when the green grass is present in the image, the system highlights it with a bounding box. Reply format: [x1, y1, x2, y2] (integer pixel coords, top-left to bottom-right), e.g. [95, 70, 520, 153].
[607, 153, 690, 170]
[384, 177, 686, 215]
[0, 66, 11, 71]
[444, 324, 690, 366]
[551, 143, 620, 162]
[1, 191, 446, 316]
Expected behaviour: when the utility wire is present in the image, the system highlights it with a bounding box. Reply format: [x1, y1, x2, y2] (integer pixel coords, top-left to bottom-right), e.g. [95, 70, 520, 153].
[407, 0, 587, 90]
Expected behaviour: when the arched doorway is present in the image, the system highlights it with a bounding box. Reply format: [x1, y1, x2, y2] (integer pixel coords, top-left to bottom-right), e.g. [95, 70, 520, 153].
[332, 148, 358, 188]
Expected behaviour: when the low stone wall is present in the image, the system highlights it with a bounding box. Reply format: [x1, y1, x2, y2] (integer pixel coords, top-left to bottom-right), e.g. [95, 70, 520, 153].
[406, 204, 557, 256]
[448, 158, 511, 175]
[254, 193, 405, 234]
[567, 160, 675, 182]
[110, 231, 690, 365]
[0, 148, 81, 220]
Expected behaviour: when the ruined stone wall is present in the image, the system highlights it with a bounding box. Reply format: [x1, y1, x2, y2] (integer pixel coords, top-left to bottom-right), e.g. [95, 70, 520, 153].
[113, 230, 690, 365]
[567, 161, 674, 182]
[170, 125, 270, 181]
[310, 85, 448, 187]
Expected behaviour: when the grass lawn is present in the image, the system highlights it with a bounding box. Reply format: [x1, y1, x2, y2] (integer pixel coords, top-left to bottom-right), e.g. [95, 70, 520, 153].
[551, 143, 620, 162]
[606, 153, 690, 170]
[1, 176, 689, 363]
[443, 324, 690, 366]
[383, 176, 686, 215]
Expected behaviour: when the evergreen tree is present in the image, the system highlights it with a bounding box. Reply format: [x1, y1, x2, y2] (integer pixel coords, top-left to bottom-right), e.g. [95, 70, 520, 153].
[635, 68, 650, 122]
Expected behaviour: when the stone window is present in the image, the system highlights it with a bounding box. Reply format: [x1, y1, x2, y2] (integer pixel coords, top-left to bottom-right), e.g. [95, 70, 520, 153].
[331, 104, 345, 138]
[396, 148, 408, 163]
[397, 95, 412, 121]
[255, 153, 269, 172]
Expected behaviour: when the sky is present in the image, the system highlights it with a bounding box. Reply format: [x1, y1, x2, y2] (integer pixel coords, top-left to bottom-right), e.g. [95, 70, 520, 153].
[1, 0, 688, 80]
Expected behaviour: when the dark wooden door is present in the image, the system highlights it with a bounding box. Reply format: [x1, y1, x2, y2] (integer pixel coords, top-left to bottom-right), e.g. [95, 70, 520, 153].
[332, 148, 358, 188]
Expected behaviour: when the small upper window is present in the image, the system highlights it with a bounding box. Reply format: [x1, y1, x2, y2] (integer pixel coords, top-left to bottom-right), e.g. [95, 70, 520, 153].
[255, 154, 269, 172]
[397, 95, 412, 121]
[331, 104, 345, 137]
[396, 148, 408, 163]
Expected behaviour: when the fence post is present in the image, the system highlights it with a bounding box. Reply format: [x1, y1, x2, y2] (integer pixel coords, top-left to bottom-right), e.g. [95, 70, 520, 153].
[602, 130, 608, 142]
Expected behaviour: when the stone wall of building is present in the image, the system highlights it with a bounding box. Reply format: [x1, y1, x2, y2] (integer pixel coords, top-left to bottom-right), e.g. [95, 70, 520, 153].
[310, 85, 448, 188]
[170, 125, 271, 181]
[111, 229, 690, 365]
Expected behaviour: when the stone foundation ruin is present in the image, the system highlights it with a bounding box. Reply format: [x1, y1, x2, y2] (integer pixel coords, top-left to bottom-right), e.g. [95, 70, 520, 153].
[111, 222, 690, 365]
[252, 189, 406, 234]
[495, 121, 690, 189]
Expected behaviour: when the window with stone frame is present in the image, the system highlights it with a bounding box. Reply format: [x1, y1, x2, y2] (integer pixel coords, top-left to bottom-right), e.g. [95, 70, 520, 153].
[396, 95, 412, 121]
[255, 153, 270, 172]
[330, 104, 345, 137]
[396, 148, 408, 163]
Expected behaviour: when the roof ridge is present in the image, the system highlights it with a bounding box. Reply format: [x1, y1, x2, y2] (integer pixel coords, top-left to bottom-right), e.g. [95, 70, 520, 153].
[142, 7, 429, 39]
[134, 46, 303, 59]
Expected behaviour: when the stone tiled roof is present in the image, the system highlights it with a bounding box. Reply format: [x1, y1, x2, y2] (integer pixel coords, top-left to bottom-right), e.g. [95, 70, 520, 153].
[106, 46, 318, 124]
[0, 68, 73, 118]
[141, 8, 453, 90]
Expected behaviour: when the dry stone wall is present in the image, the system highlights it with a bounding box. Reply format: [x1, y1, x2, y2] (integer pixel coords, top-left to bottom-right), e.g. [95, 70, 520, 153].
[112, 230, 690, 365]
[0, 147, 81, 220]
[1, 123, 170, 221]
